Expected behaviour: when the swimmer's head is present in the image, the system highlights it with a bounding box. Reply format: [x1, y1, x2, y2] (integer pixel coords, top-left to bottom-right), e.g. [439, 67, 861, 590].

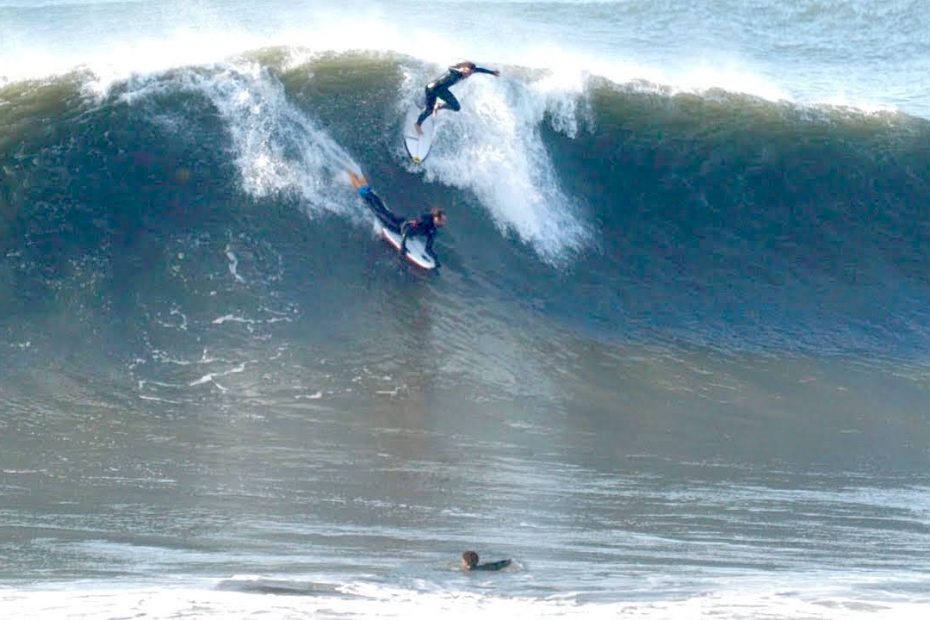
[462, 550, 479, 570]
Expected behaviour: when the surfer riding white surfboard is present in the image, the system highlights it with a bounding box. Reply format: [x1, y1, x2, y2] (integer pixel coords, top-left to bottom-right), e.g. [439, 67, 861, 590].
[347, 170, 446, 270]
[404, 61, 500, 163]
[403, 109, 435, 164]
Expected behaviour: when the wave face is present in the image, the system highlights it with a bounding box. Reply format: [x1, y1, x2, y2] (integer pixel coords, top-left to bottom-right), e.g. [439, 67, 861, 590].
[2, 52, 930, 359]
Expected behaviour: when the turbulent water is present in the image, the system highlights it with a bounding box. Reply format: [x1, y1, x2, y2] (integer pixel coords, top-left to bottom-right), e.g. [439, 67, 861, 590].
[2, 1, 930, 618]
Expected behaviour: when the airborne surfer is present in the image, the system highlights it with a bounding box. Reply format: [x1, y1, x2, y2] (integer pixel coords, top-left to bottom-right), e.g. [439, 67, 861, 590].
[348, 171, 446, 267]
[414, 61, 500, 135]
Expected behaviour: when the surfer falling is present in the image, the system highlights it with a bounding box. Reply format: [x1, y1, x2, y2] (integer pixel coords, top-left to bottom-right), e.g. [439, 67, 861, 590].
[348, 171, 446, 268]
[414, 61, 500, 135]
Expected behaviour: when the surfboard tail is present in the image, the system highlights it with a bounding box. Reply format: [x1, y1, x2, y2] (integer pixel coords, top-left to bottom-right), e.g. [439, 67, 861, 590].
[403, 110, 435, 163]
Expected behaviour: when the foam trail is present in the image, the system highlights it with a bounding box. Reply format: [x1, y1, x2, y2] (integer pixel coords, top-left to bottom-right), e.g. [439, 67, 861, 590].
[199, 63, 358, 212]
[120, 61, 360, 216]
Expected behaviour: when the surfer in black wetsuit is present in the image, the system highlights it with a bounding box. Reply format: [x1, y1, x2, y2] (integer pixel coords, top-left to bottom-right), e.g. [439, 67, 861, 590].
[348, 171, 446, 265]
[461, 550, 512, 572]
[399, 208, 446, 264]
[415, 61, 500, 135]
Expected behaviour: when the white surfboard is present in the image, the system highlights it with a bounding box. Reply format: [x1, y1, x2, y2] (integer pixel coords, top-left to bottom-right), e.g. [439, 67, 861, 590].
[403, 108, 436, 164]
[373, 220, 437, 270]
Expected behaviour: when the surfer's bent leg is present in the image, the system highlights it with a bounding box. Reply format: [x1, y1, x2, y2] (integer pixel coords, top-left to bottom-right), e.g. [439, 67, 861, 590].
[438, 88, 460, 112]
[424, 233, 439, 266]
[399, 222, 411, 254]
[416, 86, 437, 127]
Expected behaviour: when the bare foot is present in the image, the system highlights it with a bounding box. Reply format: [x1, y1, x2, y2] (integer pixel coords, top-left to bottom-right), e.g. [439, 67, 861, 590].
[347, 171, 366, 188]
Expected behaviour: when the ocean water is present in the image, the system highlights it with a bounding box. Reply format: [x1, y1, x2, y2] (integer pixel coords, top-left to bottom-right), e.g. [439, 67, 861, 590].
[2, 1, 930, 618]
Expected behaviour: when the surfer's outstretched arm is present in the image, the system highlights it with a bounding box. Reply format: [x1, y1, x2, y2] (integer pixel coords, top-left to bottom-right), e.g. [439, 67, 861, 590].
[473, 66, 500, 76]
[449, 61, 499, 78]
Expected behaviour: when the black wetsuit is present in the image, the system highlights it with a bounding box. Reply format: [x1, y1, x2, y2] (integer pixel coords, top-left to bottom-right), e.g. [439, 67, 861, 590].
[472, 559, 512, 571]
[416, 64, 497, 127]
[400, 212, 440, 257]
[357, 186, 439, 262]
[357, 185, 403, 233]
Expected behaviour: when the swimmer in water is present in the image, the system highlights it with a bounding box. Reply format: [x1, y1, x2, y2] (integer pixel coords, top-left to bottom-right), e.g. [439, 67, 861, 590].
[461, 550, 512, 571]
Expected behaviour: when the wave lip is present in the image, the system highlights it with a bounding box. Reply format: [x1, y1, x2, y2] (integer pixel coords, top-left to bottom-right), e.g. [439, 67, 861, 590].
[3, 0, 928, 119]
